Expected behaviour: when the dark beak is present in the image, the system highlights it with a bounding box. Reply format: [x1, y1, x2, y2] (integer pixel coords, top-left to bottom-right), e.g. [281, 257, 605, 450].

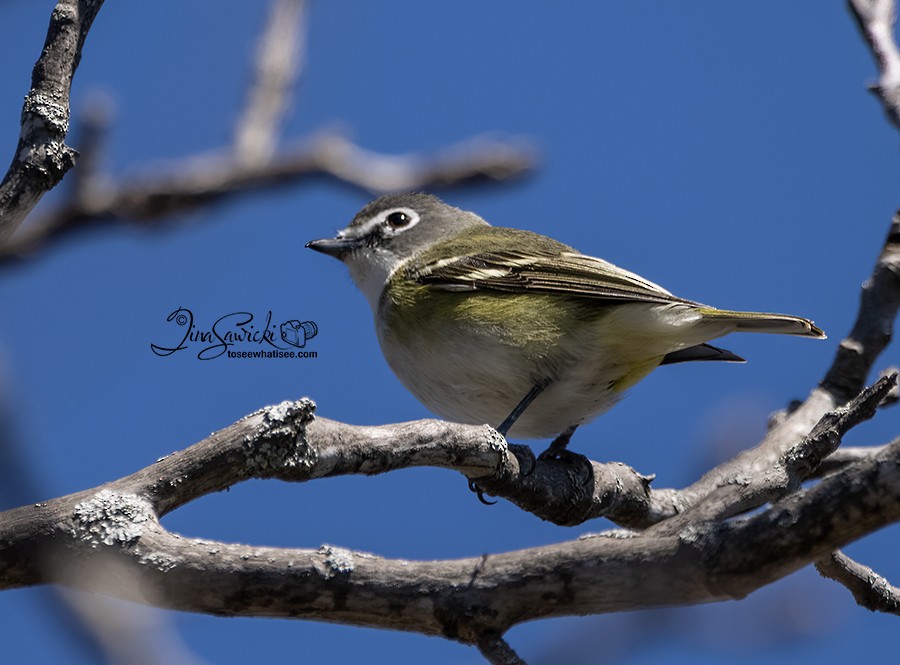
[305, 236, 359, 259]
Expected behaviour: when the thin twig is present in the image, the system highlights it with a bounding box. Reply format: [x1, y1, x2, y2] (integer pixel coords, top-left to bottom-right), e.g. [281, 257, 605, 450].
[781, 373, 896, 480]
[816, 550, 900, 615]
[651, 375, 896, 532]
[477, 635, 528, 665]
[822, 212, 900, 402]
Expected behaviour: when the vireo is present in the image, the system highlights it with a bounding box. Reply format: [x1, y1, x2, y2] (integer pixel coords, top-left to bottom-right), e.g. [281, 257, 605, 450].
[307, 193, 824, 441]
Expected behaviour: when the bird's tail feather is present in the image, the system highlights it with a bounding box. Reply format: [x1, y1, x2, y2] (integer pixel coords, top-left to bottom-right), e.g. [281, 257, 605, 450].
[698, 308, 826, 338]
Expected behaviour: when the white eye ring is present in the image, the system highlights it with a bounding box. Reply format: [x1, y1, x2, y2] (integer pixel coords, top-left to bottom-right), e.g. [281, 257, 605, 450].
[380, 207, 420, 233]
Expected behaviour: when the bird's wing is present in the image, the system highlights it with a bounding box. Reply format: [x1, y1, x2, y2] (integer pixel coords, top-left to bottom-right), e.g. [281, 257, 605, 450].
[414, 249, 700, 306]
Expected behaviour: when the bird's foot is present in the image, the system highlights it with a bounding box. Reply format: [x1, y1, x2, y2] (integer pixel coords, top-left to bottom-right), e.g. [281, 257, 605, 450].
[537, 426, 593, 485]
[509, 443, 536, 477]
[537, 424, 578, 460]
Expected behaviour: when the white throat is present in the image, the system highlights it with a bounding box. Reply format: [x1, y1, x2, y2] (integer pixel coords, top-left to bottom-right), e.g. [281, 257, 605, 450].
[345, 248, 405, 313]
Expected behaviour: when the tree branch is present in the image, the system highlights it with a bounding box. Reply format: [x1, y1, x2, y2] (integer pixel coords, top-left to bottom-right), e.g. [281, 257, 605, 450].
[816, 550, 900, 615]
[814, 442, 895, 475]
[0, 0, 105, 244]
[849, 0, 900, 131]
[0, 131, 534, 265]
[822, 211, 900, 402]
[477, 636, 528, 665]
[647, 374, 896, 537]
[1, 387, 899, 646]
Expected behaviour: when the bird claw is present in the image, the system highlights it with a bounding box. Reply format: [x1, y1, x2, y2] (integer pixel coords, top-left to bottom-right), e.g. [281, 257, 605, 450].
[509, 443, 537, 477]
[467, 478, 498, 505]
[537, 424, 578, 461]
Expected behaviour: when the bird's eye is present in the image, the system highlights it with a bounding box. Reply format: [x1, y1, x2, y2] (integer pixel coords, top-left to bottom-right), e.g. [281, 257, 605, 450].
[386, 211, 412, 229]
[379, 207, 420, 234]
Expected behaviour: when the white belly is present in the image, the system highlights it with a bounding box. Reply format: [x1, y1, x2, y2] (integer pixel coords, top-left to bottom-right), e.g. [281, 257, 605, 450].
[376, 312, 653, 439]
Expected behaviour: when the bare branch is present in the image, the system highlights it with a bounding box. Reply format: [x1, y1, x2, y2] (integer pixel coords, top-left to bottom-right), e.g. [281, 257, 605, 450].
[234, 0, 307, 164]
[781, 373, 895, 480]
[814, 441, 895, 475]
[3, 397, 668, 529]
[1, 390, 900, 644]
[822, 212, 900, 401]
[849, 0, 900, 130]
[154, 401, 679, 529]
[649, 375, 896, 535]
[473, 449, 682, 528]
[477, 636, 527, 665]
[0, 0, 105, 244]
[123, 370, 885, 553]
[696, 439, 900, 597]
[0, 132, 534, 265]
[816, 550, 900, 615]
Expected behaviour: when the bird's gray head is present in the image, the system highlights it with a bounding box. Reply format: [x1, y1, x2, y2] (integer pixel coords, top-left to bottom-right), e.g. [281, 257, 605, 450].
[307, 192, 488, 309]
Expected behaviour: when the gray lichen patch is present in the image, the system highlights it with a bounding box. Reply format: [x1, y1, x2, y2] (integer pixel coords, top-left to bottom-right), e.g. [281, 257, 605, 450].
[72, 490, 156, 548]
[484, 425, 508, 453]
[22, 91, 69, 133]
[265, 398, 315, 425]
[138, 550, 179, 573]
[579, 528, 638, 540]
[318, 544, 355, 578]
[244, 398, 317, 476]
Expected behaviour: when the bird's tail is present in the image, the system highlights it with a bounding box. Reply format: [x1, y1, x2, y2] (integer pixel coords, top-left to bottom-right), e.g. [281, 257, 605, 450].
[697, 307, 826, 338]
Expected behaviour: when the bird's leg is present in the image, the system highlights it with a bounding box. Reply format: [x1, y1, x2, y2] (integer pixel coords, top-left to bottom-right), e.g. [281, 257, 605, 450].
[497, 380, 552, 476]
[468, 380, 550, 503]
[497, 379, 551, 436]
[538, 424, 578, 460]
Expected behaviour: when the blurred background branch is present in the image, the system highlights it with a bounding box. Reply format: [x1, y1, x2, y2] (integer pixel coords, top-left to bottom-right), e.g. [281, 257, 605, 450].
[0, 0, 533, 266]
[850, 0, 900, 130]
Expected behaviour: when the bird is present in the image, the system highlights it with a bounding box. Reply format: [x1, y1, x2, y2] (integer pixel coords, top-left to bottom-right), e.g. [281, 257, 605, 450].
[307, 192, 824, 447]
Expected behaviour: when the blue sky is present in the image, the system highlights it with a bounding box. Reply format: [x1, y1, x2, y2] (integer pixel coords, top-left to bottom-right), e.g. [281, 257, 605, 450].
[0, 1, 898, 664]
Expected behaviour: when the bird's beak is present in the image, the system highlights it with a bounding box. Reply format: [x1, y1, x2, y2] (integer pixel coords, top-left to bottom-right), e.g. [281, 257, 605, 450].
[305, 236, 360, 259]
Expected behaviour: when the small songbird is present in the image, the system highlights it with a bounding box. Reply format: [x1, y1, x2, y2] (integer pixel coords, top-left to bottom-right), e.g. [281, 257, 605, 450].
[307, 193, 824, 442]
